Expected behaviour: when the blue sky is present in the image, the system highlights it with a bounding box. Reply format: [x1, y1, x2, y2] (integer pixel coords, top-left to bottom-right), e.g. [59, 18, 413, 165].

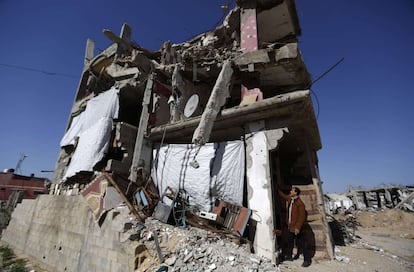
[0, 0, 413, 193]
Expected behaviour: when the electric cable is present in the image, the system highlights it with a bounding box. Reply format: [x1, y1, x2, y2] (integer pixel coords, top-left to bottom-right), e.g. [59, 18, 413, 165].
[310, 57, 344, 86]
[308, 57, 345, 120]
[310, 88, 320, 120]
[0, 63, 77, 79]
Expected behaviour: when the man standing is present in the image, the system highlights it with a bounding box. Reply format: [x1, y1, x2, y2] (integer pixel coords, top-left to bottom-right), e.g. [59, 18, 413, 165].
[278, 186, 311, 267]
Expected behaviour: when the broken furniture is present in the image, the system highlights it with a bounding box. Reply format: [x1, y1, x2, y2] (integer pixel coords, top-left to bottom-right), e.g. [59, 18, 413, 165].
[212, 199, 251, 237]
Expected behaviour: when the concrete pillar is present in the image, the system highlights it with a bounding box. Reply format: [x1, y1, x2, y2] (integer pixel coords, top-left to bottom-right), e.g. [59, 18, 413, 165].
[351, 190, 360, 210]
[363, 192, 369, 208]
[376, 191, 382, 208]
[245, 121, 274, 260]
[129, 74, 154, 182]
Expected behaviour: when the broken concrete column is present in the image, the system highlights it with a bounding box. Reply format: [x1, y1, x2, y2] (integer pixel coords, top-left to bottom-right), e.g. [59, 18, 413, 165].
[192, 60, 233, 145]
[245, 121, 275, 261]
[129, 74, 154, 182]
[171, 64, 184, 122]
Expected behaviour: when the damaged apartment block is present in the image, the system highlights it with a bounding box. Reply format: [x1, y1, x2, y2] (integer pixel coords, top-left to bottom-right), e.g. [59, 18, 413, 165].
[2, 0, 334, 271]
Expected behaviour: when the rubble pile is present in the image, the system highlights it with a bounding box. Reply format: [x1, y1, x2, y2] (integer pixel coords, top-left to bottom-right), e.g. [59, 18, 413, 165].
[111, 206, 277, 272]
[135, 218, 277, 272]
[106, 202, 279, 271]
[327, 215, 356, 246]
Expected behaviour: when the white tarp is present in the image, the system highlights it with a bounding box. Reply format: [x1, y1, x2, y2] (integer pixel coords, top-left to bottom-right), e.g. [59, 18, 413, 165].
[60, 112, 85, 146]
[151, 141, 245, 212]
[62, 87, 119, 181]
[63, 118, 112, 180]
[60, 87, 119, 147]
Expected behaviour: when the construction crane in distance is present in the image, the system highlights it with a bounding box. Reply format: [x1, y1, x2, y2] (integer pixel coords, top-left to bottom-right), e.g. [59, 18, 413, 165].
[15, 154, 27, 174]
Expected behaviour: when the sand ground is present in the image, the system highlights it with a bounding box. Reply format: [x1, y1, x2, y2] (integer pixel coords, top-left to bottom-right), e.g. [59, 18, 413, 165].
[4, 209, 414, 271]
[279, 209, 414, 272]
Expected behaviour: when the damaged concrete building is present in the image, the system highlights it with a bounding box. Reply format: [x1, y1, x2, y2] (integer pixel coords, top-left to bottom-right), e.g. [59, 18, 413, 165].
[2, 1, 334, 271]
[346, 186, 414, 211]
[325, 186, 414, 215]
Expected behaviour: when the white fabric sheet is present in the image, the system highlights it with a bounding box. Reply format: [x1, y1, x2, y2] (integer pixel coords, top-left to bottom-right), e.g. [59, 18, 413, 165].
[60, 112, 85, 146]
[151, 141, 245, 212]
[60, 87, 119, 147]
[61, 87, 119, 181]
[63, 118, 112, 180]
[81, 87, 119, 129]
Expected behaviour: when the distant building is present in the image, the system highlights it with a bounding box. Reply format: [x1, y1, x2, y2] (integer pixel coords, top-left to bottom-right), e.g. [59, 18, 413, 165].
[346, 186, 412, 210]
[0, 170, 48, 201]
[324, 193, 354, 214]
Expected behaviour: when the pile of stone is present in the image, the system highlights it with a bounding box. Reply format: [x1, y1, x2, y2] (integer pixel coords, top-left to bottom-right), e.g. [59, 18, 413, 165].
[134, 218, 278, 272]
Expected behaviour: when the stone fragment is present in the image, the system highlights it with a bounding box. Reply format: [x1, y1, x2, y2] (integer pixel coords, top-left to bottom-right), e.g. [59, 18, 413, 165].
[124, 222, 133, 230]
[208, 263, 217, 270]
[250, 256, 261, 264]
[183, 252, 193, 263]
[335, 255, 350, 263]
[194, 253, 204, 260]
[165, 256, 177, 266]
[161, 232, 168, 248]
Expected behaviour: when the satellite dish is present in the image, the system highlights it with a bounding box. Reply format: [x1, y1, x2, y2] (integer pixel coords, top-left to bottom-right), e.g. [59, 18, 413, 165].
[184, 94, 199, 118]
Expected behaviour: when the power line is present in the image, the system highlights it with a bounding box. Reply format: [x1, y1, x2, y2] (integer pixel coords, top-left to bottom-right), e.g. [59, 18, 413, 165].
[310, 88, 320, 120]
[308, 57, 344, 120]
[0, 63, 77, 79]
[311, 57, 344, 86]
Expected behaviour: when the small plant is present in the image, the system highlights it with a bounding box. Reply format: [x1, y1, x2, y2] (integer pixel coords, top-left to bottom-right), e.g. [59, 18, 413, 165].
[0, 246, 28, 272]
[0, 246, 16, 262]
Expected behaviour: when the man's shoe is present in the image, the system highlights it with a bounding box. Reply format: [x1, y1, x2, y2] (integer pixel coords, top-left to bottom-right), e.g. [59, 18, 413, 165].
[283, 256, 293, 261]
[301, 260, 311, 267]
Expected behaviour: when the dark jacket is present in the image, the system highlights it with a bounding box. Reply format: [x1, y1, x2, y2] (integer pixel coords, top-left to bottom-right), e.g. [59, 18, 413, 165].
[278, 190, 306, 233]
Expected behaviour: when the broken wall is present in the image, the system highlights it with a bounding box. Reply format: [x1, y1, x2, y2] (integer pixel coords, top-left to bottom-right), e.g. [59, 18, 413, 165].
[1, 195, 138, 272]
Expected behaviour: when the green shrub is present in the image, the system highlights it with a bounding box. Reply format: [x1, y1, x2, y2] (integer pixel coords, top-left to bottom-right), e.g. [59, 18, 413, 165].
[0, 246, 28, 272]
[0, 246, 15, 262]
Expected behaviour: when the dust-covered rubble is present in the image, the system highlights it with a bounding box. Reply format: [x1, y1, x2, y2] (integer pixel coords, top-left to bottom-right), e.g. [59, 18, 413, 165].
[137, 218, 277, 272]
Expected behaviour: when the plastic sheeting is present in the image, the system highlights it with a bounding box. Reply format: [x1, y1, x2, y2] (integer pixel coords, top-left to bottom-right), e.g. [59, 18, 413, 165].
[151, 141, 245, 212]
[62, 87, 119, 181]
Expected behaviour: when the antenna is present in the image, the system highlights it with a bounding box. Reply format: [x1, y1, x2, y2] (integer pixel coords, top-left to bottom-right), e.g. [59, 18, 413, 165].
[15, 154, 27, 174]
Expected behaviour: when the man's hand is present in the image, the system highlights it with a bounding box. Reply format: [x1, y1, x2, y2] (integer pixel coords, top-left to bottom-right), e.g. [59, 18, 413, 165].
[274, 229, 282, 236]
[294, 228, 300, 235]
[277, 179, 290, 191]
